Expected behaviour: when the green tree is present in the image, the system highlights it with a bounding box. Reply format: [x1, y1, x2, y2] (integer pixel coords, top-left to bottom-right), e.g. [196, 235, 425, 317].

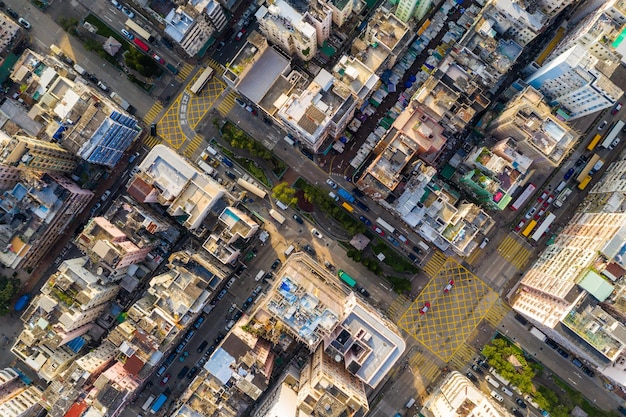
[483, 338, 536, 394]
[272, 182, 297, 206]
[0, 276, 21, 315]
[124, 49, 161, 77]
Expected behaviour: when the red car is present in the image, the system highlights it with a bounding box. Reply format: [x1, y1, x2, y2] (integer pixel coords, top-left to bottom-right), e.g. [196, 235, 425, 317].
[373, 226, 385, 236]
[235, 29, 246, 41]
[537, 191, 548, 203]
[514, 220, 526, 232]
[420, 302, 431, 314]
[443, 280, 454, 293]
[612, 102, 623, 115]
[160, 374, 170, 385]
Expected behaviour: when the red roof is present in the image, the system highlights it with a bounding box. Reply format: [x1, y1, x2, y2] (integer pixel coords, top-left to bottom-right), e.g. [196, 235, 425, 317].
[123, 354, 145, 375]
[64, 401, 88, 417]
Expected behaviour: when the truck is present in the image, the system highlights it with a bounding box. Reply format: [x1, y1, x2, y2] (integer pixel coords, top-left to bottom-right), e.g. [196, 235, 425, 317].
[197, 160, 215, 177]
[554, 188, 571, 208]
[141, 395, 156, 412]
[14, 294, 30, 312]
[337, 188, 355, 203]
[150, 393, 167, 414]
[600, 120, 625, 148]
[530, 326, 547, 342]
[109, 92, 131, 111]
[269, 209, 285, 224]
[73, 64, 86, 75]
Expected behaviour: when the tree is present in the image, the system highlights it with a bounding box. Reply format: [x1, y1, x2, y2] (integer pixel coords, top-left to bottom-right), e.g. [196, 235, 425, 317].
[0, 276, 20, 315]
[272, 182, 297, 206]
[483, 338, 536, 394]
[124, 49, 161, 77]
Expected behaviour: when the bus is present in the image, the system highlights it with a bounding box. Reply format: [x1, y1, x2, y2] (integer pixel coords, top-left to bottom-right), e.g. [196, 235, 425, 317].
[338, 270, 356, 288]
[531, 213, 556, 241]
[150, 393, 167, 414]
[587, 134, 603, 151]
[576, 154, 601, 183]
[521, 220, 537, 237]
[342, 202, 354, 213]
[600, 120, 625, 149]
[375, 217, 395, 233]
[509, 183, 536, 211]
[269, 209, 285, 224]
[133, 38, 150, 52]
[190, 67, 214, 94]
[236, 178, 267, 199]
[125, 19, 154, 42]
[578, 175, 592, 190]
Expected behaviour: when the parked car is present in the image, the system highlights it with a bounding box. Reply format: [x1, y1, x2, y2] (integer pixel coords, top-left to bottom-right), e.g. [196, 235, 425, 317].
[235, 29, 246, 40]
[311, 229, 323, 239]
[97, 81, 108, 91]
[271, 259, 281, 270]
[598, 120, 608, 130]
[515, 398, 527, 409]
[186, 366, 198, 379]
[557, 347, 569, 358]
[564, 168, 575, 180]
[326, 179, 338, 188]
[618, 406, 626, 416]
[359, 216, 372, 226]
[197, 340, 208, 353]
[373, 226, 385, 236]
[6, 8, 17, 19]
[193, 316, 205, 329]
[177, 366, 189, 379]
[292, 214, 304, 224]
[525, 207, 537, 219]
[121, 29, 134, 40]
[465, 372, 478, 382]
[537, 191, 548, 203]
[357, 286, 370, 297]
[545, 338, 558, 349]
[160, 374, 170, 385]
[581, 365, 595, 377]
[471, 364, 484, 374]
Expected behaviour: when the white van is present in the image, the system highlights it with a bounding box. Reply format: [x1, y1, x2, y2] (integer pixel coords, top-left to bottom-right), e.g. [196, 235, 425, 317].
[501, 386, 513, 397]
[276, 200, 289, 210]
[405, 398, 416, 408]
[490, 391, 504, 402]
[284, 245, 295, 256]
[556, 181, 567, 193]
[417, 241, 430, 252]
[141, 395, 155, 412]
[205, 145, 218, 156]
[485, 376, 500, 389]
[328, 192, 339, 201]
[255, 270, 265, 282]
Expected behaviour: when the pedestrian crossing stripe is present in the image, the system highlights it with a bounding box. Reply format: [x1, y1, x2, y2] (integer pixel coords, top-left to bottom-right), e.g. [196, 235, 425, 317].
[217, 91, 238, 116]
[183, 135, 204, 158]
[484, 298, 511, 327]
[409, 351, 441, 381]
[448, 343, 475, 369]
[422, 251, 447, 277]
[144, 135, 160, 148]
[207, 59, 225, 76]
[497, 235, 531, 270]
[176, 63, 194, 82]
[387, 294, 411, 321]
[465, 247, 482, 265]
[143, 103, 163, 124]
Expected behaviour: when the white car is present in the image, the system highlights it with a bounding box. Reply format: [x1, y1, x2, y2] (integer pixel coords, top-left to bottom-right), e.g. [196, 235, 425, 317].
[18, 18, 31, 30]
[122, 7, 135, 18]
[121, 29, 134, 40]
[491, 391, 503, 402]
[311, 229, 323, 239]
[524, 207, 537, 219]
[326, 179, 338, 189]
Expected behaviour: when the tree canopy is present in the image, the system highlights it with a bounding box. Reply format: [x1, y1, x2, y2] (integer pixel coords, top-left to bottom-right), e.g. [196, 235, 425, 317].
[483, 338, 536, 393]
[124, 49, 161, 77]
[272, 182, 297, 207]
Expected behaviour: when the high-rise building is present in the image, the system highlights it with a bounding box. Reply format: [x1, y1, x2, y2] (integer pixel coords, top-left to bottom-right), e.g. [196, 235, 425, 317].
[0, 134, 78, 174]
[297, 345, 369, 416]
[487, 86, 579, 165]
[256, 0, 318, 61]
[328, 0, 352, 27]
[0, 368, 43, 417]
[525, 45, 623, 119]
[395, 0, 432, 23]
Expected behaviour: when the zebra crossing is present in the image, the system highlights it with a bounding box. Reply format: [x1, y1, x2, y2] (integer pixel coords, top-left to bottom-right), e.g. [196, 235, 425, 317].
[484, 298, 511, 327]
[409, 350, 441, 382]
[497, 235, 531, 270]
[144, 135, 160, 148]
[465, 247, 482, 265]
[207, 59, 225, 76]
[448, 342, 476, 370]
[387, 295, 411, 322]
[422, 251, 447, 277]
[176, 63, 194, 82]
[142, 102, 163, 125]
[217, 90, 239, 116]
[182, 135, 205, 159]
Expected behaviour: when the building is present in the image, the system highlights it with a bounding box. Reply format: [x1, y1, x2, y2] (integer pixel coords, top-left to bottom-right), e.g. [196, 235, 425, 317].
[256, 0, 318, 61]
[260, 254, 405, 388]
[0, 368, 43, 417]
[459, 146, 530, 210]
[128, 144, 230, 232]
[328, 0, 352, 27]
[11, 257, 120, 381]
[76, 216, 156, 274]
[487, 86, 579, 165]
[0, 12, 20, 54]
[297, 345, 368, 416]
[483, 0, 547, 47]
[203, 206, 260, 265]
[276, 70, 358, 152]
[395, 0, 432, 23]
[525, 45, 623, 119]
[165, 0, 228, 57]
[421, 371, 512, 417]
[0, 134, 78, 174]
[304, 0, 333, 45]
[0, 173, 93, 270]
[10, 49, 140, 167]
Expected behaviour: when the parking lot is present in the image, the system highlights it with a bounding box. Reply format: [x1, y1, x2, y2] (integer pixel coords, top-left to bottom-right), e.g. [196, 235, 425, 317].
[398, 257, 498, 362]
